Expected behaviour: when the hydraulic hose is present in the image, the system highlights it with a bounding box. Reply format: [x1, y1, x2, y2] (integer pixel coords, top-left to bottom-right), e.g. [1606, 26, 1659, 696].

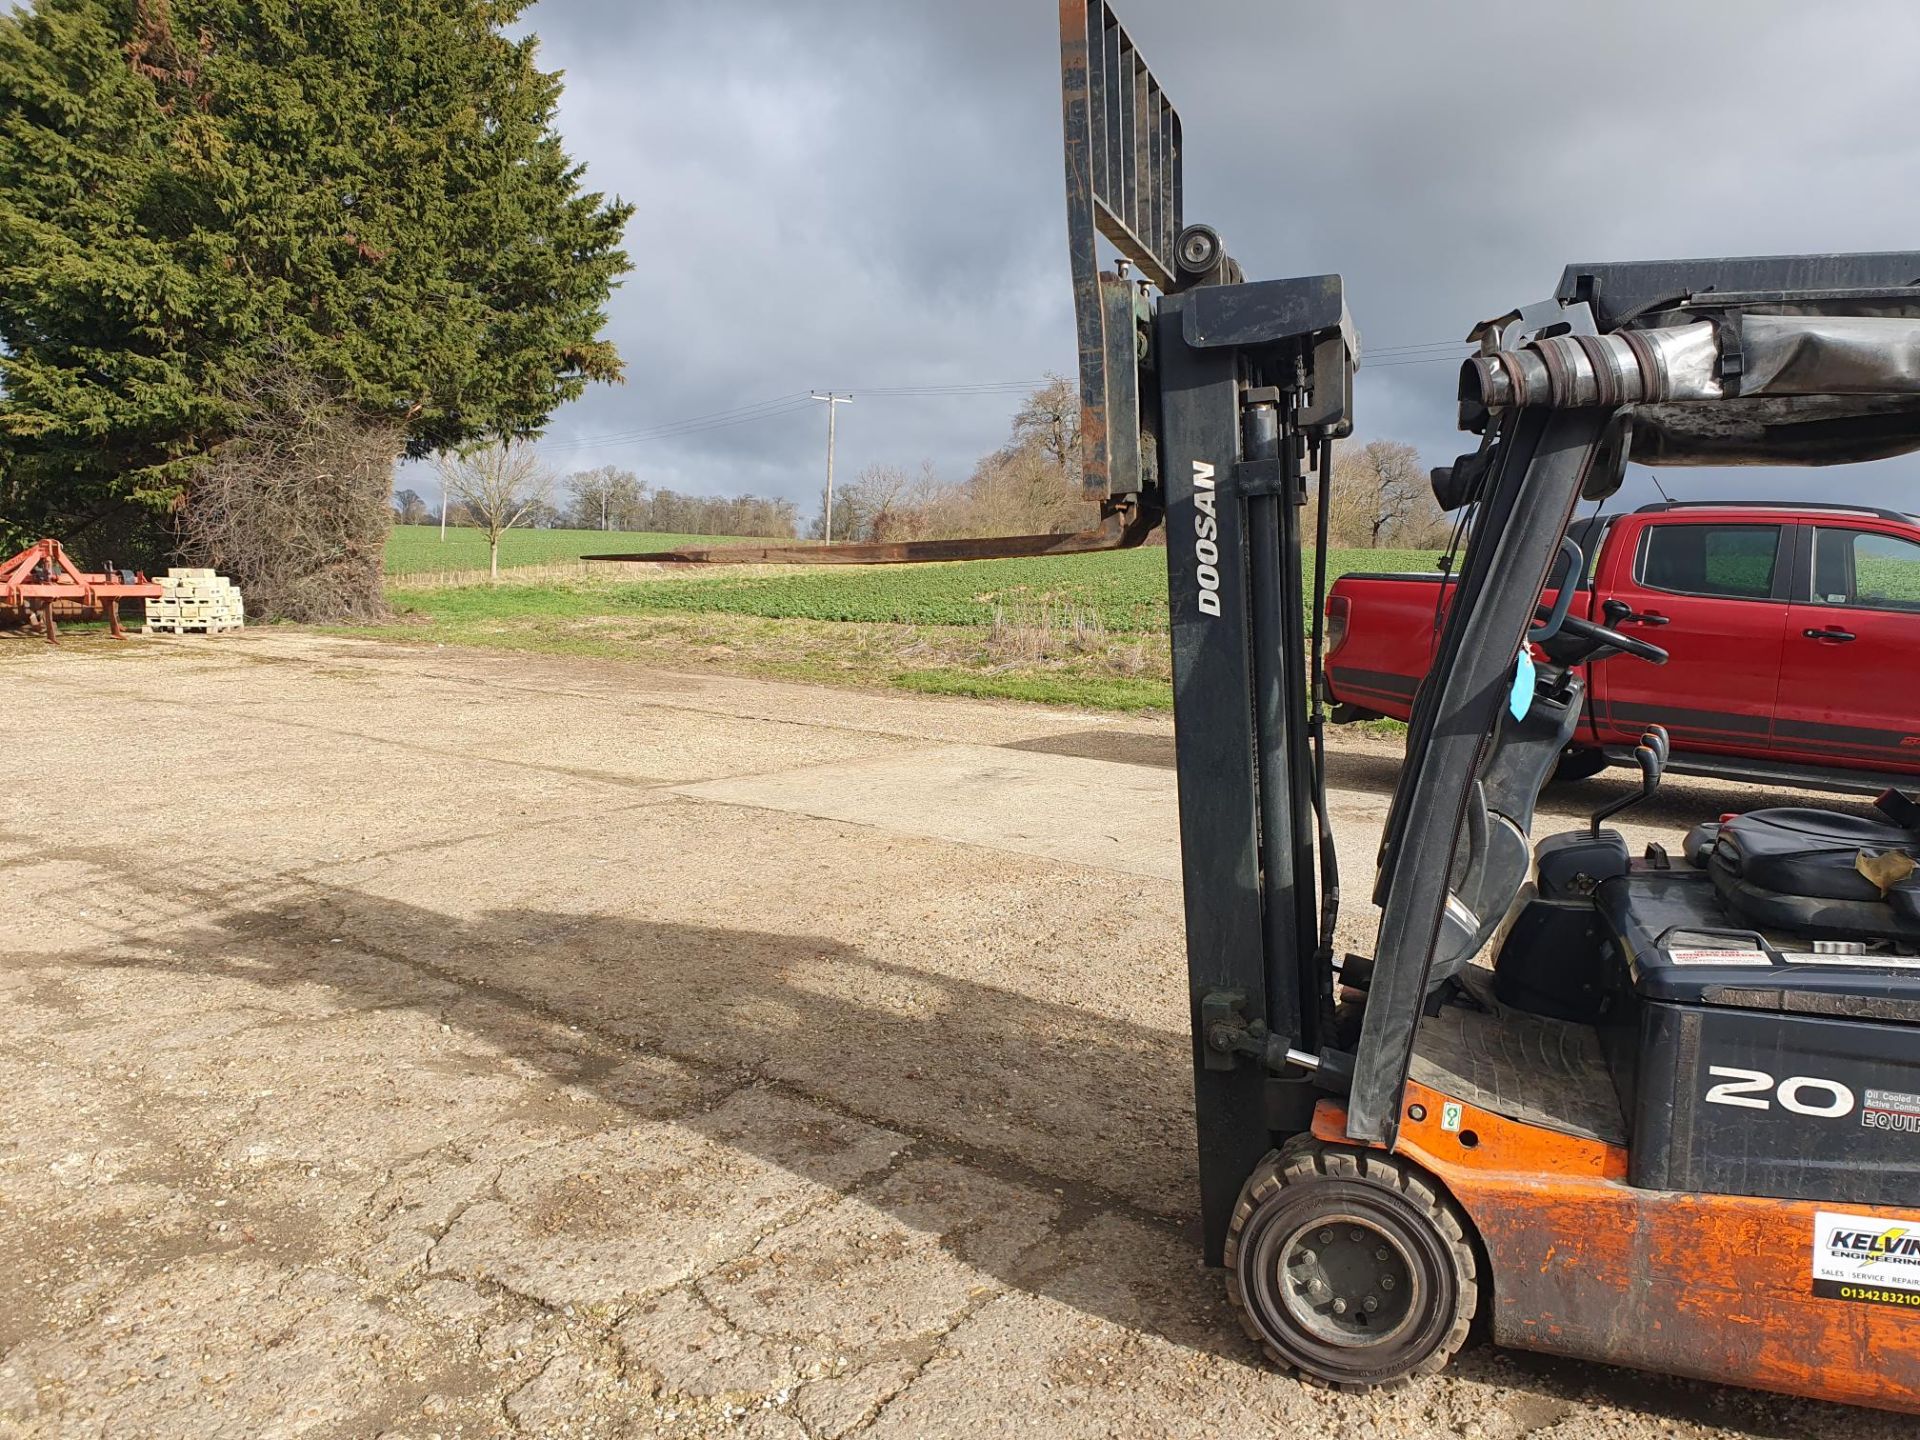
[1308, 436, 1341, 992]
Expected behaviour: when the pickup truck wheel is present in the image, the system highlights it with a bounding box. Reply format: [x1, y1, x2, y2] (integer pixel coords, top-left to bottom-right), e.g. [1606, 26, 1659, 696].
[1552, 747, 1609, 784]
[1225, 1141, 1478, 1390]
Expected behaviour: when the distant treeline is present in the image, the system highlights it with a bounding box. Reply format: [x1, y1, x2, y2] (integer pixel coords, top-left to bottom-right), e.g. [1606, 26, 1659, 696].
[389, 374, 1442, 551]
[395, 469, 798, 539]
[565, 469, 798, 538]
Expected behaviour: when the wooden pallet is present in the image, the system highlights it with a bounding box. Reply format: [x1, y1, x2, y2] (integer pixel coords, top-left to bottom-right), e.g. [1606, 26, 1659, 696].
[145, 618, 245, 635]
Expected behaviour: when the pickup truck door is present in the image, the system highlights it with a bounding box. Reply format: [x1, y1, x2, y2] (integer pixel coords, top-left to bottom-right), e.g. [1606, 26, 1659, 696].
[1774, 523, 1920, 771]
[1587, 517, 1789, 760]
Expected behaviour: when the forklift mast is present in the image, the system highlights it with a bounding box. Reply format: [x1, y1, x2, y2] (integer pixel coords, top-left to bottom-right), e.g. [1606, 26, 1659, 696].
[594, 8, 1920, 1411]
[1060, 0, 1359, 1261]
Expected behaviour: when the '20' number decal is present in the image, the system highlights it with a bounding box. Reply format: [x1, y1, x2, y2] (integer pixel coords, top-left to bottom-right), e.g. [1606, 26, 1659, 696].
[1705, 1066, 1855, 1118]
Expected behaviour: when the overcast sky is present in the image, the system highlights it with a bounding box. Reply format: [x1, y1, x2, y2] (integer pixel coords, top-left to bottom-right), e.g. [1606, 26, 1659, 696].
[510, 0, 1920, 518]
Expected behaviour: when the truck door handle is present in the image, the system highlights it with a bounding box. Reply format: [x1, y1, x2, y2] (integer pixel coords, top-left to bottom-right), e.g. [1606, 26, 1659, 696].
[1602, 599, 1670, 627]
[1803, 626, 1857, 643]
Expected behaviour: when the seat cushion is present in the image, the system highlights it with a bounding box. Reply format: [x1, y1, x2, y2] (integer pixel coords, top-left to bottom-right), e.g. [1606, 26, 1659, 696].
[1710, 807, 1920, 940]
[1720, 809, 1916, 902]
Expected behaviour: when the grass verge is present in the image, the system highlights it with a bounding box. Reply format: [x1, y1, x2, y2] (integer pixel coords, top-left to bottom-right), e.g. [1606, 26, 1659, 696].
[347, 545, 1445, 715]
[384, 524, 769, 577]
[340, 601, 1178, 712]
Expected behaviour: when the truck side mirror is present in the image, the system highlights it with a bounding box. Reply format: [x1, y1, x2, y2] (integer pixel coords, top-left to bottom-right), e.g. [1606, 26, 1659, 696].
[1431, 441, 1495, 512]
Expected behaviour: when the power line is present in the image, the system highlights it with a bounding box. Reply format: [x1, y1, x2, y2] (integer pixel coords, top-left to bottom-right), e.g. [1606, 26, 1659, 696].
[1362, 354, 1471, 370]
[563, 395, 816, 450]
[559, 379, 1056, 452]
[853, 379, 1049, 395]
[589, 393, 811, 439]
[1364, 338, 1470, 355]
[622, 391, 810, 430]
[555, 338, 1477, 454]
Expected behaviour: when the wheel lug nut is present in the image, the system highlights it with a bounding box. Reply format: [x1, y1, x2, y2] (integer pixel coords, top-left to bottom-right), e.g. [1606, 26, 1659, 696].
[1350, 1229, 1365, 1243]
[1298, 1248, 1316, 1265]
[1375, 1248, 1390, 1261]
[1331, 1298, 1348, 1315]
[1380, 1275, 1396, 1290]
[1319, 1230, 1334, 1244]
[1363, 1296, 1379, 1313]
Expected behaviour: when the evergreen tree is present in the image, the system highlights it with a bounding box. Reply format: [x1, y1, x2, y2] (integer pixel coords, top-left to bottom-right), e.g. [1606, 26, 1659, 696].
[0, 0, 632, 558]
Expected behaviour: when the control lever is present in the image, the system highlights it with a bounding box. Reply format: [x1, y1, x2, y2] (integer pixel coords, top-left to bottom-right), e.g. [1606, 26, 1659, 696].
[1590, 726, 1669, 835]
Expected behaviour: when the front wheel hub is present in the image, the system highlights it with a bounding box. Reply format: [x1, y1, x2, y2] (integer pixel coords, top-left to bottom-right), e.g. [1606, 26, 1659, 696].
[1279, 1213, 1417, 1345]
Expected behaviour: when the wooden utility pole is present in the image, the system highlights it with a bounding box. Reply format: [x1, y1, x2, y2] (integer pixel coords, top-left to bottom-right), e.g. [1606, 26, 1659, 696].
[811, 392, 853, 540]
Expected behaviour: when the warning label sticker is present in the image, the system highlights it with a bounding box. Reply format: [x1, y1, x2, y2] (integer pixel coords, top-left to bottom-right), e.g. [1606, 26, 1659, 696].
[1862, 1089, 1920, 1135]
[1779, 952, 1920, 970]
[1813, 1211, 1920, 1307]
[1666, 948, 1772, 967]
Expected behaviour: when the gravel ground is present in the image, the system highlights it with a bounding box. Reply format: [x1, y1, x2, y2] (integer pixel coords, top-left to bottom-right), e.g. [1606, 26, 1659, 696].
[0, 630, 1900, 1439]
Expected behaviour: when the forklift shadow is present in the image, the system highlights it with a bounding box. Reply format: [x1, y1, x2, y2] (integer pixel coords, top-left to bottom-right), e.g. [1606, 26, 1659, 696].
[1005, 728, 1411, 797]
[118, 884, 1873, 1430]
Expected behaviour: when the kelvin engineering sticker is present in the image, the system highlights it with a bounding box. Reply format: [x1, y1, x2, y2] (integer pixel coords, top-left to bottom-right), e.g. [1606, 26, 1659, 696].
[1813, 1211, 1920, 1308]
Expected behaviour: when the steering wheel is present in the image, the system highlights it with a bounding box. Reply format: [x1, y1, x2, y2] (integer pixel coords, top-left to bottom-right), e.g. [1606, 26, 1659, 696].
[1533, 603, 1669, 666]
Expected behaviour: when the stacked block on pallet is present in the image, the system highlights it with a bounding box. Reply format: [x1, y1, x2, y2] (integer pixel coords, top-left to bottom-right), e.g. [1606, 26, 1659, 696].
[146, 568, 246, 634]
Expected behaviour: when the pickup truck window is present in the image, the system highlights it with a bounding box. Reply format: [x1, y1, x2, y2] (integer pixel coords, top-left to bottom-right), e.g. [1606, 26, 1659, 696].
[1812, 527, 1920, 612]
[1636, 522, 1781, 600]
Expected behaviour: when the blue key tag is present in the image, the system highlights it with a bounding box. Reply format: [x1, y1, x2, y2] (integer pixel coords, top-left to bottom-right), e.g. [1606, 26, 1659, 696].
[1508, 649, 1536, 721]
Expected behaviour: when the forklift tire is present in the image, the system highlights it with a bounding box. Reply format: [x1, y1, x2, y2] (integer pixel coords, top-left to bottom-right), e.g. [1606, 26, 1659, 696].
[1224, 1140, 1478, 1390]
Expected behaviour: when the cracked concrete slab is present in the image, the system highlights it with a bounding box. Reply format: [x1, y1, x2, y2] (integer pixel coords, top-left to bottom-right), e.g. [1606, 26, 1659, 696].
[429, 1089, 904, 1311]
[3, 632, 1906, 1440]
[674, 744, 1181, 880]
[0, 1258, 453, 1439]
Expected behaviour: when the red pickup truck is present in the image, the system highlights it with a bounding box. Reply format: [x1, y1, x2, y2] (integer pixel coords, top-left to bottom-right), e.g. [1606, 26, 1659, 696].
[1325, 501, 1920, 790]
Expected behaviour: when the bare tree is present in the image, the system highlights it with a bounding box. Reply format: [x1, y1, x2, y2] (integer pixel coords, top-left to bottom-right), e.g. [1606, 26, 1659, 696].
[1328, 440, 1446, 549]
[520, 499, 567, 530]
[569, 465, 646, 531]
[393, 488, 431, 525]
[1011, 373, 1081, 489]
[790, 378, 1099, 544]
[180, 366, 403, 622]
[964, 440, 1091, 536]
[435, 442, 555, 578]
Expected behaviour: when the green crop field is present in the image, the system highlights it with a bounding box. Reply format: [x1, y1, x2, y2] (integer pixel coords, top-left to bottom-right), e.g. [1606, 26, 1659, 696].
[358, 543, 1445, 714]
[634, 548, 1169, 629]
[384, 545, 1444, 636]
[616, 545, 1444, 632]
[383, 525, 765, 576]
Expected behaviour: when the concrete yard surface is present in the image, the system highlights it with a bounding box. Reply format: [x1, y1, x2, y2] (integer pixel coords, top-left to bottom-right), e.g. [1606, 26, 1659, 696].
[0, 631, 1901, 1439]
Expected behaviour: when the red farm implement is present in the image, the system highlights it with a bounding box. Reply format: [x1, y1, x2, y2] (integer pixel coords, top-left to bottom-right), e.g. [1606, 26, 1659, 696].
[0, 538, 161, 643]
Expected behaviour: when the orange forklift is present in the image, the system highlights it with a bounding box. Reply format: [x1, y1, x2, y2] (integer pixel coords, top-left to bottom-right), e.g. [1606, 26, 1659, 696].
[599, 3, 1920, 1413]
[1051, 6, 1920, 1406]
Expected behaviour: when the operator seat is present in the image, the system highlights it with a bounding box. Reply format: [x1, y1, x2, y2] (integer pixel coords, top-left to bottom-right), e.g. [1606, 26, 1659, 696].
[1708, 802, 1920, 943]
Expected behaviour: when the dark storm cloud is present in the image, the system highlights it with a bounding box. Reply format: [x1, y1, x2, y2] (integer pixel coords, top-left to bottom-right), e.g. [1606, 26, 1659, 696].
[525, 0, 1920, 513]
